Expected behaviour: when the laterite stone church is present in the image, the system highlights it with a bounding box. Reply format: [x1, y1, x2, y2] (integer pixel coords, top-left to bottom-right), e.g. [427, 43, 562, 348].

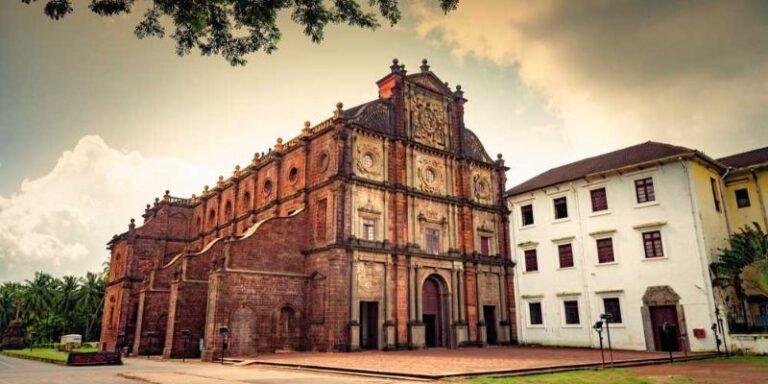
[100, 60, 516, 360]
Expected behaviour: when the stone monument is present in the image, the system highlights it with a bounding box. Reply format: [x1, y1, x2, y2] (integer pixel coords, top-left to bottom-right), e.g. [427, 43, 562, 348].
[1, 300, 27, 350]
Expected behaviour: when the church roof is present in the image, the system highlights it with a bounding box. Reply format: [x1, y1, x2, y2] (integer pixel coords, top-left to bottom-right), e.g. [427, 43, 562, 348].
[506, 141, 708, 197]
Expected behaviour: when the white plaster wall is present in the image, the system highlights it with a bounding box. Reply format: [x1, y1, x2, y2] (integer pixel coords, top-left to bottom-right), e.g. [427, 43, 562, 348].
[510, 160, 719, 352]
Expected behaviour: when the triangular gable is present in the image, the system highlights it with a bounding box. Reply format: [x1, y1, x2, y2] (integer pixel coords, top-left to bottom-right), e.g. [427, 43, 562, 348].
[406, 72, 453, 96]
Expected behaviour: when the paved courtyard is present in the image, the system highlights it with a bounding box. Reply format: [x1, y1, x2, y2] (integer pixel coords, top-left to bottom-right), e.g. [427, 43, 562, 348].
[0, 354, 408, 384]
[250, 346, 699, 377]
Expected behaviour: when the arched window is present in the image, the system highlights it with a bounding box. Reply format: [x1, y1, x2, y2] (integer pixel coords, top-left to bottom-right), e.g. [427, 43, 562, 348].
[224, 200, 233, 218]
[208, 209, 216, 225]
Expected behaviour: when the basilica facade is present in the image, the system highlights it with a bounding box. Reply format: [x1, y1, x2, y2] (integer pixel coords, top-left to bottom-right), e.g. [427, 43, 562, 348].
[99, 60, 515, 360]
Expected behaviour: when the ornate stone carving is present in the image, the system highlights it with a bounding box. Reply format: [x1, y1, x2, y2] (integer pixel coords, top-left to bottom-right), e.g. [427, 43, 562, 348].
[412, 96, 447, 148]
[642, 286, 681, 305]
[355, 142, 382, 177]
[357, 262, 383, 300]
[478, 218, 495, 233]
[417, 158, 443, 194]
[473, 174, 492, 201]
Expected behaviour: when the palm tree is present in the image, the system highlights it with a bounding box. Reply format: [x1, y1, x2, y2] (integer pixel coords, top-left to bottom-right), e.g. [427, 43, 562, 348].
[712, 223, 768, 327]
[23, 272, 55, 323]
[78, 271, 105, 341]
[0, 282, 23, 331]
[57, 275, 81, 334]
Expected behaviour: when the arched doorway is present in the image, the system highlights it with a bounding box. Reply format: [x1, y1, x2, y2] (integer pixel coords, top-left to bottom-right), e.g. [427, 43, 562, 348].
[422, 275, 448, 348]
[278, 306, 298, 351]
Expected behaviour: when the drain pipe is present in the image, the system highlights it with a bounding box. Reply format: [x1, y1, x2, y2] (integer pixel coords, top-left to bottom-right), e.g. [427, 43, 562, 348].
[719, 166, 733, 236]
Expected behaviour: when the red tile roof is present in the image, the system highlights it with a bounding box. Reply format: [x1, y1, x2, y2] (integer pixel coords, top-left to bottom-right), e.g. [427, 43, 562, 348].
[718, 147, 768, 169]
[506, 141, 701, 196]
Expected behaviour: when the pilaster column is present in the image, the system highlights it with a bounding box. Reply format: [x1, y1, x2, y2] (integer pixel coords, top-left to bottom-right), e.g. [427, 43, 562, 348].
[499, 271, 508, 321]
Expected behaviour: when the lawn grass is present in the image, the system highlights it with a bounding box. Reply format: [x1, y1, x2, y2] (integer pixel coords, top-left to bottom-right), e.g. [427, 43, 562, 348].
[469, 368, 693, 384]
[1, 346, 99, 363]
[469, 355, 768, 384]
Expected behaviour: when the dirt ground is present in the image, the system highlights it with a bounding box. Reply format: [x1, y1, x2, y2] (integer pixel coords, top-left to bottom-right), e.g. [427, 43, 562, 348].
[631, 357, 768, 384]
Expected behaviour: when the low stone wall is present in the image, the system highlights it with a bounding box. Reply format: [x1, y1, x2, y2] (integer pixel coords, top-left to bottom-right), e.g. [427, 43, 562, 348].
[728, 333, 768, 355]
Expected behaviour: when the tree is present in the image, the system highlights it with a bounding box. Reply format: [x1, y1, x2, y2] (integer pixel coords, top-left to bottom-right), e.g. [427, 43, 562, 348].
[20, 0, 460, 65]
[78, 271, 106, 341]
[711, 223, 768, 326]
[57, 275, 81, 334]
[712, 223, 768, 281]
[0, 282, 24, 332]
[23, 272, 55, 324]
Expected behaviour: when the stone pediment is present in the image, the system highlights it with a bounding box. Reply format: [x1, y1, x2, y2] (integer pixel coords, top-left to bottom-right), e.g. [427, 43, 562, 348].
[407, 72, 452, 96]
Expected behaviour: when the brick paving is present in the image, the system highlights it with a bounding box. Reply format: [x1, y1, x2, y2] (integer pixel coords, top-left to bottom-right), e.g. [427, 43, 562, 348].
[250, 346, 697, 376]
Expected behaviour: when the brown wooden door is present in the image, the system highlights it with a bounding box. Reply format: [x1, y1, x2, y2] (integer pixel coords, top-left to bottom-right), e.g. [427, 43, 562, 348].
[422, 278, 442, 347]
[650, 305, 680, 352]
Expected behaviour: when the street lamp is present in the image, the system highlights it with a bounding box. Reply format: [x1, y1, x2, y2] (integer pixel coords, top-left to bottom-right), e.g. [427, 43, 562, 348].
[600, 313, 614, 367]
[219, 326, 229, 365]
[180, 329, 190, 363]
[593, 320, 605, 368]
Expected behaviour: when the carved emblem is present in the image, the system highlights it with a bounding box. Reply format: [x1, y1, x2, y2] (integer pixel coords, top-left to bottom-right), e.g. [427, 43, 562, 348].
[417, 158, 443, 194]
[478, 218, 495, 233]
[412, 96, 447, 148]
[355, 143, 381, 176]
[473, 174, 492, 201]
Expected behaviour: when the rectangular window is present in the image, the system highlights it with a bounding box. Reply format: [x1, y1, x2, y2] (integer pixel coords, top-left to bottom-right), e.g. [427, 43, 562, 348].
[480, 236, 491, 255]
[558, 244, 574, 268]
[553, 197, 568, 219]
[524, 249, 538, 272]
[710, 177, 721, 212]
[425, 228, 440, 255]
[596, 238, 615, 263]
[735, 188, 751, 208]
[643, 230, 664, 258]
[362, 218, 376, 241]
[564, 300, 580, 325]
[529, 302, 543, 325]
[602, 298, 622, 324]
[316, 199, 327, 241]
[635, 177, 655, 203]
[521, 204, 534, 226]
[590, 188, 608, 212]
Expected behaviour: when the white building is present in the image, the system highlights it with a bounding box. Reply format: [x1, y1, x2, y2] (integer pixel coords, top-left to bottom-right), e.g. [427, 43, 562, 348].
[505, 142, 729, 352]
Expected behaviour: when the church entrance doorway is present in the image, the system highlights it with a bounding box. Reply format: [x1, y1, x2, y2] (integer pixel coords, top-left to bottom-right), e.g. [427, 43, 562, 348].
[359, 301, 378, 350]
[422, 276, 445, 348]
[483, 305, 498, 345]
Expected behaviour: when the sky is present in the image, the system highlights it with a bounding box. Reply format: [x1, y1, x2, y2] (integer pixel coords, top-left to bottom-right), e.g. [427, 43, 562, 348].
[1, 0, 767, 282]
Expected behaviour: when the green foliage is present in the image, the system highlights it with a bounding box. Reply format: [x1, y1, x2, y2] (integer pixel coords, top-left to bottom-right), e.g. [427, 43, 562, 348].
[712, 223, 768, 280]
[0, 270, 106, 345]
[20, 0, 460, 65]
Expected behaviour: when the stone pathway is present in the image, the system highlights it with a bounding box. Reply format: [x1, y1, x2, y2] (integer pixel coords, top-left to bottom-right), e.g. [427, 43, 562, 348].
[249, 346, 699, 377]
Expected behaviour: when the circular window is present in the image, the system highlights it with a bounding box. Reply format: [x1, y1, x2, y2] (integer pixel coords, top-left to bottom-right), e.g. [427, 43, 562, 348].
[424, 168, 436, 184]
[288, 167, 299, 184]
[263, 179, 273, 196]
[361, 153, 375, 169]
[318, 152, 330, 172]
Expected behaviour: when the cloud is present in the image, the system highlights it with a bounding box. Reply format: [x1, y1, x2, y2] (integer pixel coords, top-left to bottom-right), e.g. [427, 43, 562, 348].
[0, 135, 213, 282]
[412, 0, 768, 178]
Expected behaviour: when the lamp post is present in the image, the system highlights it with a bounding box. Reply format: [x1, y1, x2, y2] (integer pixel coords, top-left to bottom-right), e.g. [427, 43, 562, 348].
[593, 320, 605, 369]
[600, 313, 614, 367]
[219, 326, 229, 365]
[180, 329, 190, 362]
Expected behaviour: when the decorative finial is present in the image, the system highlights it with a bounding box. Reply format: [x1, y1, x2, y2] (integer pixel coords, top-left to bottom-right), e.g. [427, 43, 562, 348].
[334, 102, 344, 118]
[454, 84, 464, 99]
[275, 137, 284, 151]
[146, 204, 151, 209]
[420, 58, 430, 73]
[129, 218, 136, 231]
[218, 175, 224, 181]
[303, 121, 311, 135]
[204, 185, 209, 193]
[234, 164, 241, 175]
[164, 190, 170, 201]
[389, 58, 406, 75]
